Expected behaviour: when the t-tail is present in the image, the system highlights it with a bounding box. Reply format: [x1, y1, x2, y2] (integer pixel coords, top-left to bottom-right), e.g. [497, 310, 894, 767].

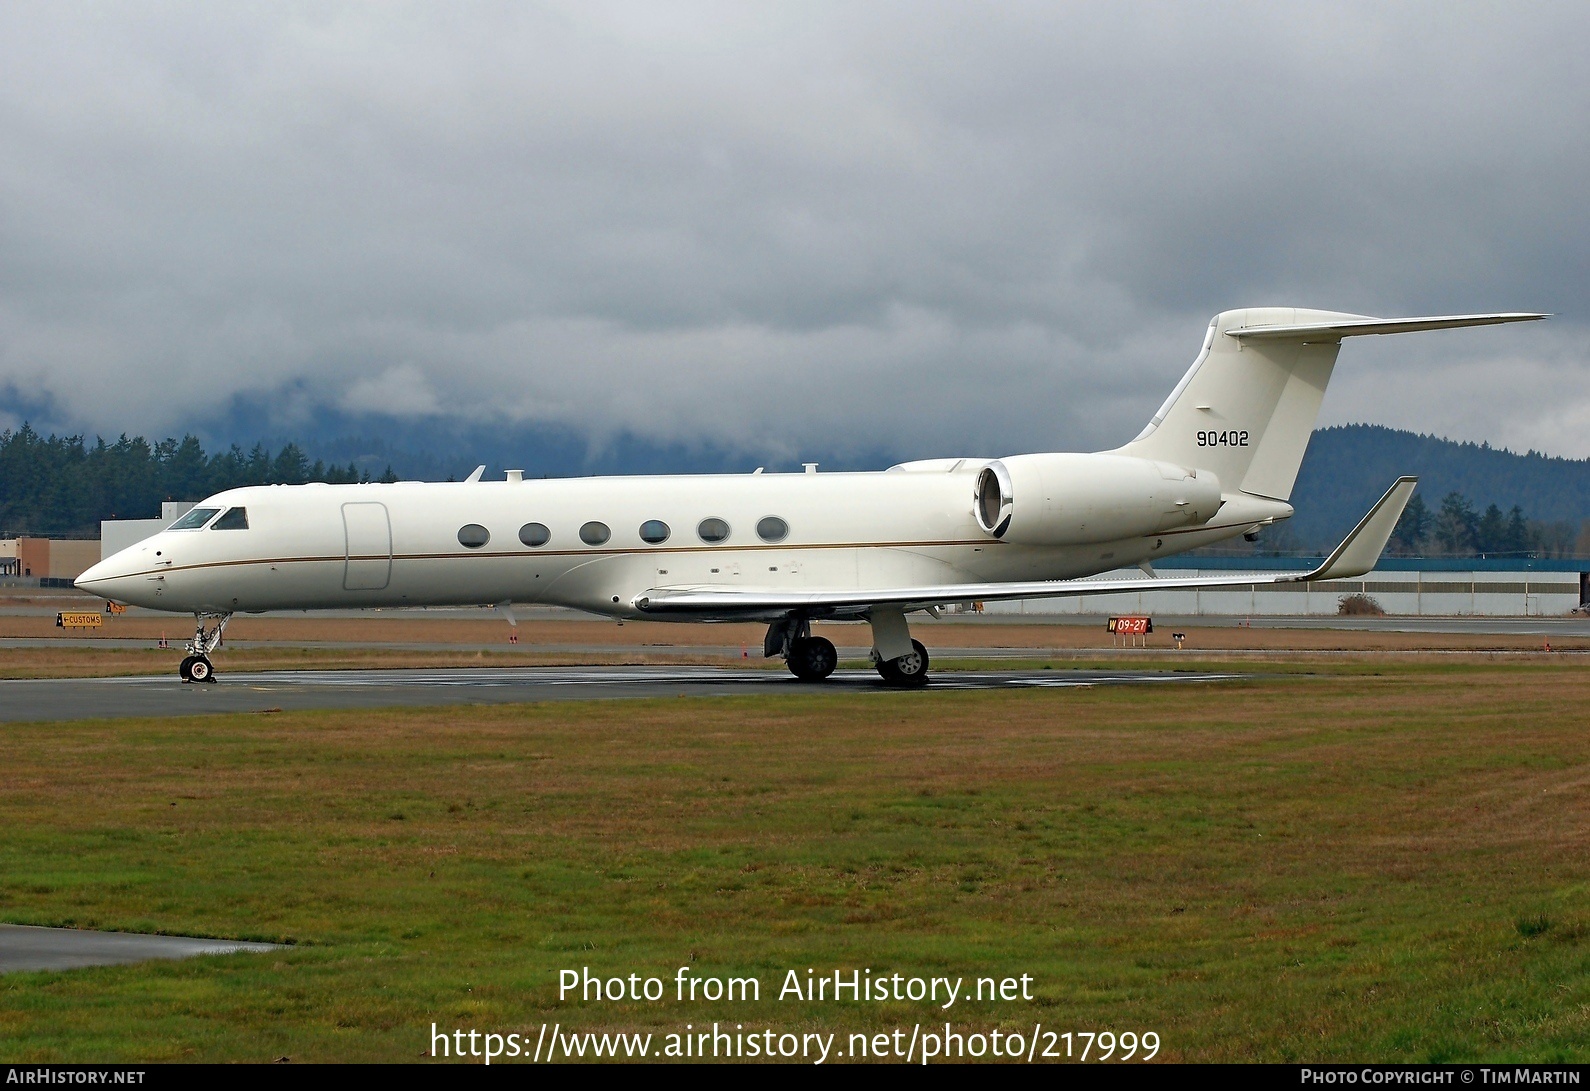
[1115, 308, 1545, 502]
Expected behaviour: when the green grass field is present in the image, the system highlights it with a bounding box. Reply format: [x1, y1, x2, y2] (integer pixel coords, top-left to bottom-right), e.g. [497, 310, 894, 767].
[2, 660, 1588, 1062]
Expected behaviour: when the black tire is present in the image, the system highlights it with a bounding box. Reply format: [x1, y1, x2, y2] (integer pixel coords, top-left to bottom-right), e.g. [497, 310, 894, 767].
[188, 656, 213, 683]
[179, 655, 196, 682]
[875, 639, 930, 687]
[786, 636, 838, 681]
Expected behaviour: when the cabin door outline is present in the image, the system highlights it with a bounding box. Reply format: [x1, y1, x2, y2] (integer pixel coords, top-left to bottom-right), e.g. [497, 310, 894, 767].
[342, 502, 393, 591]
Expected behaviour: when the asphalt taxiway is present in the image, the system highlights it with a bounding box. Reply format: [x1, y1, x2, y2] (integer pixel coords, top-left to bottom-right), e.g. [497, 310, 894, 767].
[0, 665, 1241, 723]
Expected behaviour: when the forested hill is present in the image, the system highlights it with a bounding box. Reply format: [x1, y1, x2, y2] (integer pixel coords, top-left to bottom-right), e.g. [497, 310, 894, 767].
[0, 427, 392, 538]
[1286, 424, 1590, 547]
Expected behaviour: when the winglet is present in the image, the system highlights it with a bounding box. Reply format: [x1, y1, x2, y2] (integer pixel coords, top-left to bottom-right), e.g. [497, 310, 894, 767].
[465, 465, 486, 483]
[1305, 477, 1418, 582]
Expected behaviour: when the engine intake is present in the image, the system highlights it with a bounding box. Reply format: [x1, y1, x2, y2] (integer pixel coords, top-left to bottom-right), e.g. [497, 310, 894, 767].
[975, 460, 1014, 537]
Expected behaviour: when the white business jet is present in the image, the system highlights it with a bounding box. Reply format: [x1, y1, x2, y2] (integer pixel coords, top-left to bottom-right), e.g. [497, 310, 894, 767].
[77, 307, 1543, 685]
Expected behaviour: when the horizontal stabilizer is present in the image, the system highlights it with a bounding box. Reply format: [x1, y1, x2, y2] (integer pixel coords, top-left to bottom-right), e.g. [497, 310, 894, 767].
[1306, 476, 1417, 581]
[1227, 313, 1546, 341]
[633, 477, 1419, 618]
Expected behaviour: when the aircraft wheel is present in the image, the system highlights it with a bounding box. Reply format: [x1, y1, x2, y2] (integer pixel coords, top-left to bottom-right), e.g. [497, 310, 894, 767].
[179, 655, 196, 682]
[787, 636, 838, 681]
[188, 655, 214, 683]
[875, 640, 930, 687]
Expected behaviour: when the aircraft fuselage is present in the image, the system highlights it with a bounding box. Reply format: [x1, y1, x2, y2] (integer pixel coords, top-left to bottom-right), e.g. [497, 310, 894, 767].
[78, 456, 1278, 621]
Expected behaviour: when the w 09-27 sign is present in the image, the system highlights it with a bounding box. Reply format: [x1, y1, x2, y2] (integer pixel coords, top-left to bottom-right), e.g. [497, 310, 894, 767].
[1108, 616, 1152, 636]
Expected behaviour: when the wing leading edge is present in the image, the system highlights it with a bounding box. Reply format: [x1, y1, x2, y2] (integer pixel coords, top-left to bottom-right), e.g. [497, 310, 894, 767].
[633, 477, 1418, 618]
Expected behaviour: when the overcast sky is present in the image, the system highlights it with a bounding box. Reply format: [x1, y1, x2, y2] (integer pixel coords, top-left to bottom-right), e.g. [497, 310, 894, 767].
[1, 1, 1585, 462]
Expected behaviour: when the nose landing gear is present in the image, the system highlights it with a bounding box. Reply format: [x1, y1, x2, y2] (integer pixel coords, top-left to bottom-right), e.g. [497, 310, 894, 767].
[179, 612, 232, 683]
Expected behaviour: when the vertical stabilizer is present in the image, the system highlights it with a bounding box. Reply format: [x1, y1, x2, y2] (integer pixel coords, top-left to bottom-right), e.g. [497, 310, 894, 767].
[1114, 308, 1544, 502]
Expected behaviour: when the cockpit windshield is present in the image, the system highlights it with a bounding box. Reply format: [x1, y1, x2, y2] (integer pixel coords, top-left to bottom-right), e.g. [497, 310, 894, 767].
[167, 507, 220, 531]
[210, 507, 249, 530]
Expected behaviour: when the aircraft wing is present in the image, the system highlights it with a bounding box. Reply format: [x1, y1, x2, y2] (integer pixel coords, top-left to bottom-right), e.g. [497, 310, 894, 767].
[634, 477, 1418, 617]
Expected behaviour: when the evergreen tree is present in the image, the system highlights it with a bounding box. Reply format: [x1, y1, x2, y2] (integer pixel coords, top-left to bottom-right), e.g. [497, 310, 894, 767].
[1389, 494, 1430, 554]
[270, 444, 310, 486]
[207, 444, 249, 493]
[1434, 492, 1477, 555]
[245, 443, 271, 484]
[1474, 503, 1507, 555]
[162, 435, 210, 499]
[1504, 506, 1532, 556]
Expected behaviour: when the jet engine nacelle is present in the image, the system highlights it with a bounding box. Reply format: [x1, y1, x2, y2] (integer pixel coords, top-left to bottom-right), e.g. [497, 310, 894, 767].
[973, 453, 1221, 545]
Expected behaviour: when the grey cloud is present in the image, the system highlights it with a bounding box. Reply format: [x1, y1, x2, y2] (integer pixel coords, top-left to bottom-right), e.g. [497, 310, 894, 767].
[0, 1, 1582, 459]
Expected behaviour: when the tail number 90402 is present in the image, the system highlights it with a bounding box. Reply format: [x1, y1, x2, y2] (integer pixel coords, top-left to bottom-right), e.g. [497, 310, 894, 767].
[1196, 430, 1248, 447]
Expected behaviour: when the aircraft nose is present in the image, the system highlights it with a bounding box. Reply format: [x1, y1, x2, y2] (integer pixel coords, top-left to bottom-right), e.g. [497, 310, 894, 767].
[75, 558, 133, 599]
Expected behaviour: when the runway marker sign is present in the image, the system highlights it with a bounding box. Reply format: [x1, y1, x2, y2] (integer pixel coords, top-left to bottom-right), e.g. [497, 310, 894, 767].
[1108, 616, 1152, 647]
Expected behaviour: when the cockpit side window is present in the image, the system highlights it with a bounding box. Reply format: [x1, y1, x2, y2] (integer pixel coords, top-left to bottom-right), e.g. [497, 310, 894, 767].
[211, 507, 249, 530]
[168, 507, 220, 530]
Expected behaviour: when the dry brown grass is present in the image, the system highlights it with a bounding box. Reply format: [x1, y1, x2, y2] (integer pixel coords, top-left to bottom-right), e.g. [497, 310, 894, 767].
[3, 608, 1588, 681]
[3, 612, 1587, 652]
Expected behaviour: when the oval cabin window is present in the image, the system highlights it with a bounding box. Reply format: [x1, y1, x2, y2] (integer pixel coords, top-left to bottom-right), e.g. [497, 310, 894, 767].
[458, 524, 490, 549]
[519, 522, 551, 547]
[756, 516, 788, 543]
[639, 519, 670, 544]
[697, 517, 730, 543]
[580, 521, 611, 546]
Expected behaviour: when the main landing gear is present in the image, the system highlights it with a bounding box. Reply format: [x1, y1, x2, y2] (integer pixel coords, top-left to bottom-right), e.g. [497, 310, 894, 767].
[871, 639, 930, 688]
[765, 610, 932, 687]
[767, 618, 838, 681]
[179, 612, 232, 683]
[788, 633, 839, 681]
[868, 608, 930, 688]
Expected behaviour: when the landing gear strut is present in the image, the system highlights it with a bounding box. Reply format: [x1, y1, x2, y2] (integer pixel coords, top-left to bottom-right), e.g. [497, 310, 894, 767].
[179, 612, 231, 683]
[766, 618, 838, 681]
